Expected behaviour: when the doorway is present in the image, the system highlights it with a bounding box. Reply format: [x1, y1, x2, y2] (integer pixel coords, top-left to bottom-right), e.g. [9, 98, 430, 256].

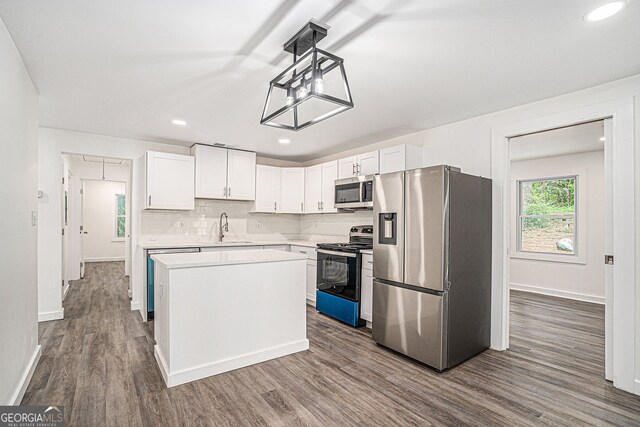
[61, 154, 132, 301]
[508, 120, 608, 379]
[491, 98, 635, 393]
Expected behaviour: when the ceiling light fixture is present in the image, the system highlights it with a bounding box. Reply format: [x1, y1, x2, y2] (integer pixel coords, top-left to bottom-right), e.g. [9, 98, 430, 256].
[172, 119, 187, 126]
[278, 138, 291, 144]
[260, 21, 354, 131]
[584, 1, 627, 22]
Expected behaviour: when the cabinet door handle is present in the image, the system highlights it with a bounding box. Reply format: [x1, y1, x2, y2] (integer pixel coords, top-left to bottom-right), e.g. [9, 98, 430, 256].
[148, 195, 151, 206]
[317, 201, 320, 211]
[228, 187, 231, 198]
[352, 164, 356, 175]
[223, 187, 227, 197]
[274, 201, 277, 212]
[356, 163, 361, 175]
[301, 202, 303, 212]
[320, 201, 324, 210]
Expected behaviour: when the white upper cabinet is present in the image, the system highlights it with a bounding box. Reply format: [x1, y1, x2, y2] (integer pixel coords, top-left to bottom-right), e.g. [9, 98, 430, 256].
[379, 144, 423, 174]
[357, 151, 379, 176]
[254, 165, 281, 213]
[338, 156, 357, 179]
[320, 161, 338, 213]
[192, 145, 227, 199]
[145, 151, 195, 210]
[304, 164, 322, 214]
[191, 145, 256, 201]
[338, 151, 379, 179]
[279, 168, 305, 213]
[227, 150, 256, 201]
[304, 161, 338, 214]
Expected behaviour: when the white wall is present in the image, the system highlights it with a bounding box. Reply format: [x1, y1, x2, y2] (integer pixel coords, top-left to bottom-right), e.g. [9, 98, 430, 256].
[0, 17, 40, 404]
[509, 151, 605, 303]
[82, 180, 126, 261]
[37, 127, 188, 321]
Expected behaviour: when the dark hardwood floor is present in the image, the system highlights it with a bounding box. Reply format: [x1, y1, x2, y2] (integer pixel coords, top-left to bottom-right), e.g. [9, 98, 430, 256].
[22, 262, 640, 426]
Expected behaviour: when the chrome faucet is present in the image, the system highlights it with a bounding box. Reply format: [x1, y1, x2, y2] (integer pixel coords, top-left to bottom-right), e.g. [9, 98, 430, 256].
[218, 212, 229, 242]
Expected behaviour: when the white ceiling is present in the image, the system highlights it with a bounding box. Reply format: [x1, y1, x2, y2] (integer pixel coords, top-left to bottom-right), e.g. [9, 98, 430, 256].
[1, 0, 639, 162]
[510, 120, 604, 162]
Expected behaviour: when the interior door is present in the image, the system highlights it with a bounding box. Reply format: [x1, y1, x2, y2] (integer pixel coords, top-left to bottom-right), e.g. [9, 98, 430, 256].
[67, 174, 81, 281]
[321, 161, 338, 212]
[304, 165, 322, 213]
[80, 180, 85, 278]
[227, 150, 256, 200]
[604, 117, 613, 381]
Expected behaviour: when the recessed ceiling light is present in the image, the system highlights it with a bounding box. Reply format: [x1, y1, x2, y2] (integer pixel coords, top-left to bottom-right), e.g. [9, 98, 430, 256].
[600, 137, 606, 141]
[584, 1, 627, 22]
[172, 119, 187, 126]
[278, 139, 290, 144]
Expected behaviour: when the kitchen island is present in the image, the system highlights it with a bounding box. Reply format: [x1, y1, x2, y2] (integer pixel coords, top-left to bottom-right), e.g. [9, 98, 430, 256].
[150, 249, 309, 387]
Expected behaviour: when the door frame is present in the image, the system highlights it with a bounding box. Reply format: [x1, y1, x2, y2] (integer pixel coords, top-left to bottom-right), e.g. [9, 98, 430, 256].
[490, 97, 635, 393]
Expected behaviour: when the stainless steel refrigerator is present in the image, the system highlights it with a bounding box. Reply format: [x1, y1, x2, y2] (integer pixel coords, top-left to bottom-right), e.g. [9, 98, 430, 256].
[372, 165, 492, 371]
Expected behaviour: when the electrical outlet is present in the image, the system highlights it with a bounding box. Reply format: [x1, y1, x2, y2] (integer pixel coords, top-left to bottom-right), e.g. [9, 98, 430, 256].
[256, 221, 261, 229]
[177, 220, 185, 229]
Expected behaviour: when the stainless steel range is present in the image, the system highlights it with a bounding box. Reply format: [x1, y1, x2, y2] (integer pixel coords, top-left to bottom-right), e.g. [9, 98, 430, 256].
[316, 225, 373, 327]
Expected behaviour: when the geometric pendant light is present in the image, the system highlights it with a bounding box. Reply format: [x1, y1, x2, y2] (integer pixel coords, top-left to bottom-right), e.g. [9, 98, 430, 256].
[260, 21, 354, 131]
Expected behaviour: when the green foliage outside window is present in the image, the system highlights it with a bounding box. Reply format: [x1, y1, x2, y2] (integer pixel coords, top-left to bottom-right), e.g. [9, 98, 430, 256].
[116, 194, 126, 238]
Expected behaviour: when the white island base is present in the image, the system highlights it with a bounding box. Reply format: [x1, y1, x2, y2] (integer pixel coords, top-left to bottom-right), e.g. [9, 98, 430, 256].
[151, 249, 309, 387]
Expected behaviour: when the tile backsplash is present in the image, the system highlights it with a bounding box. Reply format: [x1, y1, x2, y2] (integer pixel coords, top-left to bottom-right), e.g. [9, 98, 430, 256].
[141, 199, 373, 242]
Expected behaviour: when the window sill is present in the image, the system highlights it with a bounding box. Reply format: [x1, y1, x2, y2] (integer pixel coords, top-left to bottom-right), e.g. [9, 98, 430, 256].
[112, 238, 126, 243]
[510, 252, 585, 265]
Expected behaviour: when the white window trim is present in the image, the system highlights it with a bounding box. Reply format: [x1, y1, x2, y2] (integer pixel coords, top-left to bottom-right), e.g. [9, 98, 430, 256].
[510, 167, 587, 264]
[114, 193, 125, 242]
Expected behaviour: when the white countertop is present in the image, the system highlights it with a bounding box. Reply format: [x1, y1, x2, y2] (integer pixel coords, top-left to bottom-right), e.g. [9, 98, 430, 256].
[139, 239, 322, 250]
[151, 249, 307, 269]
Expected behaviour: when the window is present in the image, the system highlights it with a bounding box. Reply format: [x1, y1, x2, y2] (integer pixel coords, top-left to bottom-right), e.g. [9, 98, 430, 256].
[115, 194, 125, 239]
[517, 176, 576, 255]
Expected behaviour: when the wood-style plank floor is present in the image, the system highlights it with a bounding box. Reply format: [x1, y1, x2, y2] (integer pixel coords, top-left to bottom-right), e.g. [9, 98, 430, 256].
[23, 262, 640, 426]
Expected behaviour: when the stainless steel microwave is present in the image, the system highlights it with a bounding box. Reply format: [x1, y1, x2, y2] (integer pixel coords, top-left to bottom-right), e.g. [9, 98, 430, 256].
[334, 175, 374, 210]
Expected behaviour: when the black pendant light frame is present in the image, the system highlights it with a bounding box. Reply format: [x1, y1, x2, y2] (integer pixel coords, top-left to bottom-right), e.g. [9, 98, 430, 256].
[260, 21, 354, 131]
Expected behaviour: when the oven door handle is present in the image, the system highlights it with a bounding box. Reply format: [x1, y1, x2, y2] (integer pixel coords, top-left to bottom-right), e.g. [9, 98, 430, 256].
[317, 249, 357, 258]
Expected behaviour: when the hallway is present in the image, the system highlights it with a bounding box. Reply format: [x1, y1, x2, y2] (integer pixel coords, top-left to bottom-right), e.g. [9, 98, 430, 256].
[22, 263, 640, 426]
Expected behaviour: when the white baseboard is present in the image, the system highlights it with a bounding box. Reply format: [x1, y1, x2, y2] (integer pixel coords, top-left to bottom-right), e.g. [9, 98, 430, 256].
[306, 296, 316, 307]
[38, 308, 64, 322]
[62, 283, 70, 300]
[130, 301, 140, 311]
[9, 345, 42, 405]
[510, 283, 605, 305]
[84, 257, 125, 262]
[635, 379, 640, 396]
[155, 339, 309, 388]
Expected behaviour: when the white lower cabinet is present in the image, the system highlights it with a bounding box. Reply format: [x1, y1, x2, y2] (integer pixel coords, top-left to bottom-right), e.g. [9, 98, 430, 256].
[290, 245, 317, 302]
[306, 260, 317, 302]
[361, 253, 373, 323]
